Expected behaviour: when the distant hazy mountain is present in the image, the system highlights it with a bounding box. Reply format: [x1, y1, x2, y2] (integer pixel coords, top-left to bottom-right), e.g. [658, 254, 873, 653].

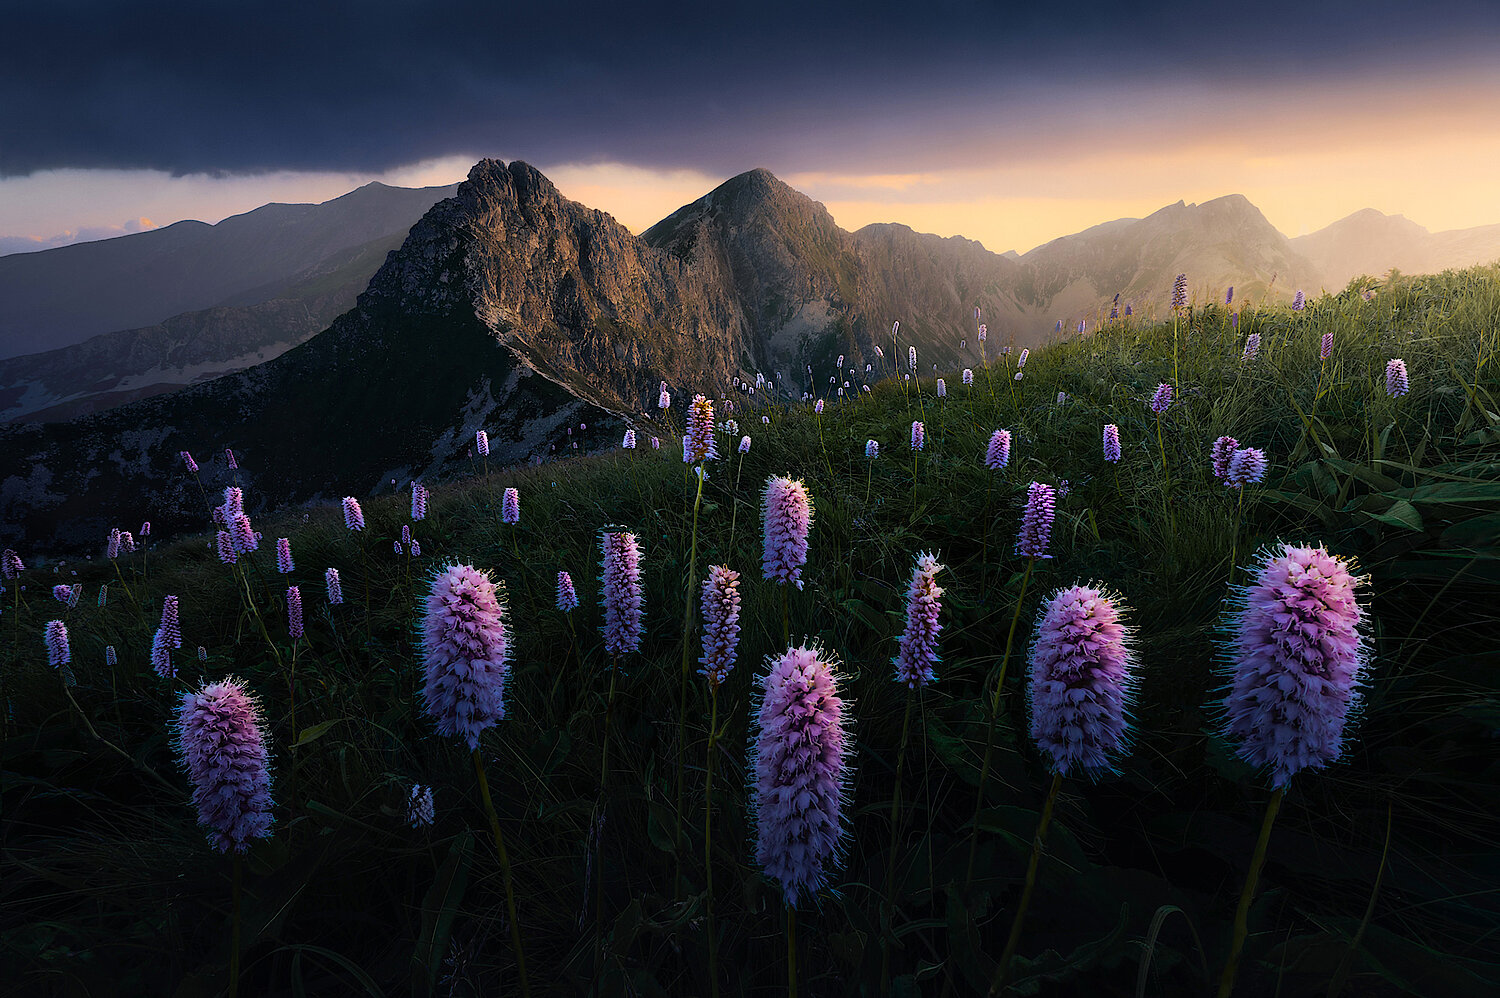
[1292, 208, 1500, 288]
[1019, 194, 1323, 322]
[0, 181, 458, 359]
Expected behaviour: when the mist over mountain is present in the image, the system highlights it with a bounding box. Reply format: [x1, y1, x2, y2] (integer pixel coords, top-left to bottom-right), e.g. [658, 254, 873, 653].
[1291, 208, 1500, 289]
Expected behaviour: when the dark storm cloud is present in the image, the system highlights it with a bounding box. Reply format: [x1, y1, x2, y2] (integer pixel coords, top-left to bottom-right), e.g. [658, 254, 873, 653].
[3, 0, 1496, 177]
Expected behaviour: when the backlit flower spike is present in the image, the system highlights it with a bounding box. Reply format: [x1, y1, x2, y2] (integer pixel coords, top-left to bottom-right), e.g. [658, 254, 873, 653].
[1172, 273, 1188, 311]
[1221, 544, 1371, 788]
[502, 487, 520, 525]
[342, 497, 365, 532]
[1321, 332, 1333, 360]
[1211, 436, 1240, 480]
[325, 568, 344, 605]
[1102, 424, 1121, 463]
[276, 538, 294, 574]
[1292, 290, 1306, 311]
[408, 785, 436, 829]
[600, 530, 645, 656]
[749, 644, 853, 907]
[556, 570, 579, 613]
[1242, 333, 1261, 363]
[421, 564, 510, 749]
[685, 394, 718, 462]
[45, 620, 70, 668]
[893, 552, 945, 688]
[1016, 482, 1057, 560]
[411, 481, 428, 521]
[762, 476, 814, 590]
[865, 440, 879, 459]
[910, 421, 925, 451]
[175, 677, 274, 853]
[287, 586, 303, 639]
[1226, 448, 1268, 488]
[1028, 584, 1137, 776]
[1385, 359, 1409, 397]
[475, 430, 490, 457]
[985, 429, 1011, 470]
[699, 565, 742, 686]
[1150, 383, 1173, 415]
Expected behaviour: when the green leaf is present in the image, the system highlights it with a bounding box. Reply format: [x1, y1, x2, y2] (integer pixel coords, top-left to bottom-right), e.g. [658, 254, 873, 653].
[290, 719, 339, 747]
[1362, 498, 1423, 531]
[413, 831, 472, 995]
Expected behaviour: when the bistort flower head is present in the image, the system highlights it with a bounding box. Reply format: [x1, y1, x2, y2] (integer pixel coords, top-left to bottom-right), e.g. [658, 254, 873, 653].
[699, 565, 743, 687]
[910, 421, 924, 451]
[1102, 424, 1121, 463]
[1016, 482, 1057, 560]
[175, 677, 274, 853]
[475, 430, 490, 457]
[1221, 544, 1371, 788]
[1242, 333, 1261, 363]
[1028, 584, 1137, 776]
[937, 378, 947, 397]
[963, 368, 973, 385]
[231, 514, 258, 554]
[342, 497, 365, 532]
[1292, 289, 1306, 311]
[985, 429, 1011, 470]
[225, 447, 238, 470]
[45, 620, 70, 668]
[1226, 447, 1268, 488]
[1172, 273, 1188, 310]
[325, 568, 344, 605]
[408, 785, 435, 829]
[276, 537, 294, 574]
[865, 439, 879, 459]
[180, 451, 198, 473]
[749, 644, 853, 907]
[502, 487, 520, 525]
[2, 549, 22, 579]
[623, 429, 637, 450]
[893, 552, 945, 688]
[287, 586, 303, 639]
[1210, 436, 1240, 480]
[1225, 286, 1235, 306]
[600, 530, 645, 657]
[223, 486, 244, 521]
[762, 476, 814, 590]
[421, 564, 511, 750]
[1150, 383, 1173, 415]
[685, 394, 718, 462]
[556, 570, 579, 613]
[411, 481, 428, 521]
[1321, 332, 1333, 360]
[739, 435, 752, 454]
[1386, 358, 1409, 397]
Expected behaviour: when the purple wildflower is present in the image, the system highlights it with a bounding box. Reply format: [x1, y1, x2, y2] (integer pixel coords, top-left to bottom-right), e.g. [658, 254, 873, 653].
[216, 531, 237, 565]
[287, 586, 303, 639]
[1016, 482, 1057, 560]
[411, 481, 428, 521]
[160, 595, 181, 648]
[1078, 320, 1086, 334]
[231, 514, 257, 554]
[141, 521, 151, 537]
[502, 487, 520, 525]
[421, 564, 510, 750]
[1018, 348, 1030, 369]
[1385, 359, 1409, 397]
[749, 644, 852, 907]
[408, 785, 435, 829]
[762, 477, 814, 590]
[600, 531, 645, 657]
[978, 323, 987, 342]
[1103, 424, 1121, 463]
[198, 646, 207, 662]
[325, 568, 344, 605]
[893, 553, 944, 688]
[120, 531, 135, 553]
[685, 394, 718, 463]
[401, 524, 412, 545]
[1321, 332, 1333, 360]
[225, 448, 238, 470]
[98, 585, 108, 607]
[180, 450, 198, 473]
[1222, 544, 1370, 788]
[175, 678, 274, 853]
[276, 538, 294, 574]
[1172, 273, 1188, 311]
[963, 369, 973, 385]
[1241, 333, 1261, 363]
[1225, 286, 1235, 306]
[739, 435, 752, 454]
[937, 378, 947, 397]
[556, 571, 579, 613]
[106, 645, 117, 667]
[700, 565, 743, 686]
[658, 386, 672, 409]
[1124, 304, 1133, 317]
[475, 430, 490, 457]
[1211, 436, 1240, 480]
[222, 486, 244, 521]
[623, 429, 637, 449]
[814, 399, 825, 415]
[1028, 584, 1136, 776]
[2, 549, 22, 579]
[53, 583, 72, 604]
[865, 439, 879, 459]
[1292, 290, 1306, 311]
[1226, 448, 1268, 488]
[342, 497, 365, 532]
[985, 429, 1012, 470]
[908, 345, 917, 372]
[45, 620, 70, 667]
[108, 528, 121, 560]
[911, 421, 925, 451]
[1054, 319, 1062, 333]
[652, 436, 661, 450]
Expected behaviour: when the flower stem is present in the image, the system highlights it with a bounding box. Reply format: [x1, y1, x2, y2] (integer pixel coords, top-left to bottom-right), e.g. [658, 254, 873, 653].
[991, 771, 1064, 994]
[230, 854, 242, 998]
[704, 683, 721, 998]
[966, 558, 1034, 889]
[473, 748, 530, 998]
[787, 904, 798, 998]
[1217, 786, 1285, 998]
[880, 693, 915, 995]
[676, 466, 705, 895]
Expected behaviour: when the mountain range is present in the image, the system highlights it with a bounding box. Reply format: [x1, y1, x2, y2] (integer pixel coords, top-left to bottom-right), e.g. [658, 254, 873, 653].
[4, 158, 1500, 551]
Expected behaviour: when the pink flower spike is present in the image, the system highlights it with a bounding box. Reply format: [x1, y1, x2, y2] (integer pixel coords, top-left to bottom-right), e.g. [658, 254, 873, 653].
[556, 570, 579, 613]
[411, 481, 428, 521]
[985, 429, 1011, 470]
[699, 565, 742, 686]
[231, 514, 258, 554]
[342, 497, 365, 532]
[408, 785, 435, 829]
[287, 586, 303, 639]
[1221, 544, 1371, 788]
[762, 476, 814, 590]
[216, 531, 238, 565]
[2, 549, 23, 579]
[600, 530, 645, 657]
[685, 394, 718, 462]
[910, 421, 924, 451]
[276, 537, 294, 574]
[175, 677, 274, 853]
[1385, 358, 1409, 397]
[45, 620, 70, 667]
[1016, 482, 1057, 560]
[1211, 436, 1240, 480]
[325, 568, 344, 605]
[180, 451, 198, 473]
[1103, 424, 1121, 463]
[421, 564, 510, 750]
[475, 430, 490, 456]
[893, 553, 945, 688]
[1226, 448, 1268, 488]
[502, 487, 520, 525]
[1028, 584, 1137, 776]
[750, 644, 852, 907]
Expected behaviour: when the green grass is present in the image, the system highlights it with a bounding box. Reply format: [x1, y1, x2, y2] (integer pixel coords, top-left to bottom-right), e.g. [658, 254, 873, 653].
[4, 266, 1500, 997]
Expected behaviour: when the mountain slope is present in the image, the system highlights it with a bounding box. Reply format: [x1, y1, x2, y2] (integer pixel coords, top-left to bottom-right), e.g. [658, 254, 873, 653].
[1019, 194, 1324, 321]
[0, 181, 459, 359]
[1293, 208, 1500, 287]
